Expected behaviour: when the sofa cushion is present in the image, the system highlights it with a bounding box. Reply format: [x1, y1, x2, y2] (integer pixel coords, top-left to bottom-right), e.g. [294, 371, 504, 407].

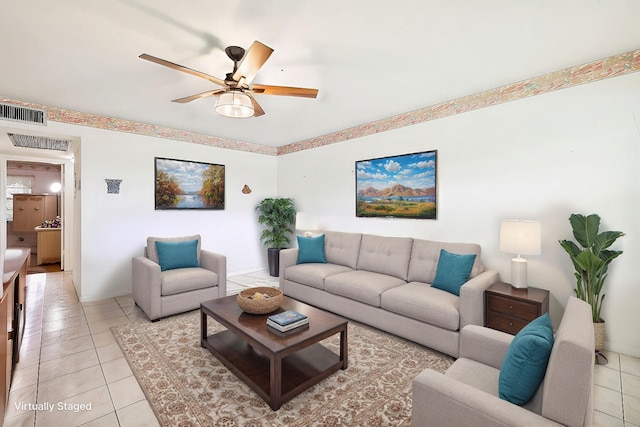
[431, 250, 477, 296]
[161, 267, 218, 296]
[446, 358, 500, 395]
[323, 231, 363, 268]
[285, 263, 354, 290]
[147, 235, 202, 265]
[381, 282, 460, 331]
[356, 234, 413, 280]
[407, 239, 484, 283]
[499, 313, 554, 405]
[297, 234, 327, 264]
[155, 240, 200, 271]
[325, 270, 406, 307]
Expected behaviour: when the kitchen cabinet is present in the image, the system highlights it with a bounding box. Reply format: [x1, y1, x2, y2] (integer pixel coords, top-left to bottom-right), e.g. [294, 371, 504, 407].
[1, 249, 29, 421]
[35, 227, 62, 265]
[12, 194, 57, 232]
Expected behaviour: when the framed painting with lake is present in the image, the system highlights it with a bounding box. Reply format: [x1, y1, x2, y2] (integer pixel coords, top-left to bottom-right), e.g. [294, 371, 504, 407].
[154, 157, 225, 210]
[356, 150, 437, 219]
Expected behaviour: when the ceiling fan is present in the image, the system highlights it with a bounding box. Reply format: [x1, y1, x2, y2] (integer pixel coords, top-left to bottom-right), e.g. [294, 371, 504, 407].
[139, 41, 318, 118]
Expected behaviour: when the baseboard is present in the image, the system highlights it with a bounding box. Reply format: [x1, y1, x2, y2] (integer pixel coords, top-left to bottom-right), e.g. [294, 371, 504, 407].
[606, 342, 640, 359]
[228, 267, 268, 277]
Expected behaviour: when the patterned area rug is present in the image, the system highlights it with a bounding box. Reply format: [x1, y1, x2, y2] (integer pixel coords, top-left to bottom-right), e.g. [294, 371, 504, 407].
[111, 310, 453, 426]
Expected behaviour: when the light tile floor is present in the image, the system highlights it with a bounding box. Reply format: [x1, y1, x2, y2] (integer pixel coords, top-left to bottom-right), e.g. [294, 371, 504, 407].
[3, 270, 277, 426]
[593, 351, 640, 426]
[2, 270, 638, 426]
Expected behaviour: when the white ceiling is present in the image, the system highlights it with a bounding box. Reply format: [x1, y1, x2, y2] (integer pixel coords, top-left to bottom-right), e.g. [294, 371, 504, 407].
[1, 0, 639, 150]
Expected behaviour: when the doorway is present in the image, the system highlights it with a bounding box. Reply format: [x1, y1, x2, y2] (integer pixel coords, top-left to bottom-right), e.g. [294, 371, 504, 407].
[1, 128, 76, 275]
[6, 160, 64, 272]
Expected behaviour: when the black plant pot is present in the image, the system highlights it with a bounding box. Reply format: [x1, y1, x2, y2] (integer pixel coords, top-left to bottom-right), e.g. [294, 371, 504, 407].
[267, 248, 282, 277]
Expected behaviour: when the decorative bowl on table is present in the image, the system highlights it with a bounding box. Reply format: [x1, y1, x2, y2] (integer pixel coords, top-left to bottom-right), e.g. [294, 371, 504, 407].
[236, 287, 283, 314]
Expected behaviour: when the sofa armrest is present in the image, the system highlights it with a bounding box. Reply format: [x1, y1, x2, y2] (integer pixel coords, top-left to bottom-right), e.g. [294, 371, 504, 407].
[412, 369, 562, 427]
[201, 250, 227, 297]
[459, 270, 499, 328]
[459, 325, 513, 369]
[132, 256, 162, 320]
[278, 248, 299, 290]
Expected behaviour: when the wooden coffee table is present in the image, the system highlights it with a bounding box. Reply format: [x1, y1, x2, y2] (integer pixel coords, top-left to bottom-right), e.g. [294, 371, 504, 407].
[200, 295, 348, 410]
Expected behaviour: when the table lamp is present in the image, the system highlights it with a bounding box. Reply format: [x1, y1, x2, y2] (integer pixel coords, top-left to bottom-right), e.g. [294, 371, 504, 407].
[499, 220, 541, 288]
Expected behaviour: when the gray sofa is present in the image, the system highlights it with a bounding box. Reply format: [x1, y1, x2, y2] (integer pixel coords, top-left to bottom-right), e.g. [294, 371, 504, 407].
[412, 296, 595, 426]
[132, 235, 227, 321]
[279, 231, 499, 357]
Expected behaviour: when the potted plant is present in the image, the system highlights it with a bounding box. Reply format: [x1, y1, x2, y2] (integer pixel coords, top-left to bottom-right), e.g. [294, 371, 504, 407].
[256, 197, 296, 276]
[558, 213, 624, 352]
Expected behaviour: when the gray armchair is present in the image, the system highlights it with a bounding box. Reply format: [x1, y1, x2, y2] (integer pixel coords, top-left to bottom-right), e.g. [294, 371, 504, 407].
[132, 235, 226, 321]
[412, 296, 594, 426]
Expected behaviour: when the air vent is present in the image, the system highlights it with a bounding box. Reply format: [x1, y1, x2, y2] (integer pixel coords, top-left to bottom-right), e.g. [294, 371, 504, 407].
[0, 103, 47, 125]
[8, 133, 70, 151]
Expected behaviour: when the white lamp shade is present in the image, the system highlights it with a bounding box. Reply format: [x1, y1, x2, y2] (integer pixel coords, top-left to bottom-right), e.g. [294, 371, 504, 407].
[499, 220, 541, 256]
[214, 91, 254, 118]
[499, 219, 541, 288]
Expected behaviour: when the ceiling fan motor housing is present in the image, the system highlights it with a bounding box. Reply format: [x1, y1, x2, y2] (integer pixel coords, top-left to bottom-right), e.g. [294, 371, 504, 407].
[225, 46, 245, 63]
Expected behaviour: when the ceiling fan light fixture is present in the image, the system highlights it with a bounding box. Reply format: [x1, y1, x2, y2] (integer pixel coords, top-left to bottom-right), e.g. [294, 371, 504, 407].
[214, 91, 254, 118]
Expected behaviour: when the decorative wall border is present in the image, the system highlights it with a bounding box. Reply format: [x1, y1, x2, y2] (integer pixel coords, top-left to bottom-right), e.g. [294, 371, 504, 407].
[2, 48, 639, 157]
[7, 160, 61, 172]
[277, 48, 640, 155]
[0, 99, 278, 156]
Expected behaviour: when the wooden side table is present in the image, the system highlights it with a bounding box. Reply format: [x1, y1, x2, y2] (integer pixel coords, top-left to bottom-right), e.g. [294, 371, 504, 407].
[485, 281, 550, 335]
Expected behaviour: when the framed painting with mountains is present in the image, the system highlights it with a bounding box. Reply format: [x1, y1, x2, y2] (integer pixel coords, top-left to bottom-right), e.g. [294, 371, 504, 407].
[355, 150, 437, 219]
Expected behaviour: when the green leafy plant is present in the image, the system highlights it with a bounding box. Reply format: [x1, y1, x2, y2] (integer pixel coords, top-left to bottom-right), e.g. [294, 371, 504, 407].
[256, 198, 296, 249]
[559, 213, 624, 323]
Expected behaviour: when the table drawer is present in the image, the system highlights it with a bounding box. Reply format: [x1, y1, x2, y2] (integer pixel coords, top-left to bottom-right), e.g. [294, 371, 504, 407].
[486, 294, 539, 320]
[486, 311, 530, 335]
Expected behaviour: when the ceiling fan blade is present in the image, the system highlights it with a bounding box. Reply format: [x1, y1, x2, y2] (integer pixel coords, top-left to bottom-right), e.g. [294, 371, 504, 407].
[247, 93, 265, 117]
[172, 89, 225, 103]
[251, 84, 319, 98]
[139, 53, 227, 87]
[231, 41, 273, 84]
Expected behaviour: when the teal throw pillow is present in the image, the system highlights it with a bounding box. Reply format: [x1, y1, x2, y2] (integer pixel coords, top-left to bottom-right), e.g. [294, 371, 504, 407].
[431, 249, 477, 296]
[499, 313, 554, 405]
[297, 234, 327, 264]
[155, 240, 199, 271]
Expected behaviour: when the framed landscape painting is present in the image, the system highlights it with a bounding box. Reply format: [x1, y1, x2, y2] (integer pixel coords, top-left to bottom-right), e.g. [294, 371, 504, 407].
[356, 150, 437, 219]
[155, 157, 225, 210]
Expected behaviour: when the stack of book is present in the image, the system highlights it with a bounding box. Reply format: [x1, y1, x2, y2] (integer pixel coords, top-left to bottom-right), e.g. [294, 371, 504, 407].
[267, 310, 309, 332]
